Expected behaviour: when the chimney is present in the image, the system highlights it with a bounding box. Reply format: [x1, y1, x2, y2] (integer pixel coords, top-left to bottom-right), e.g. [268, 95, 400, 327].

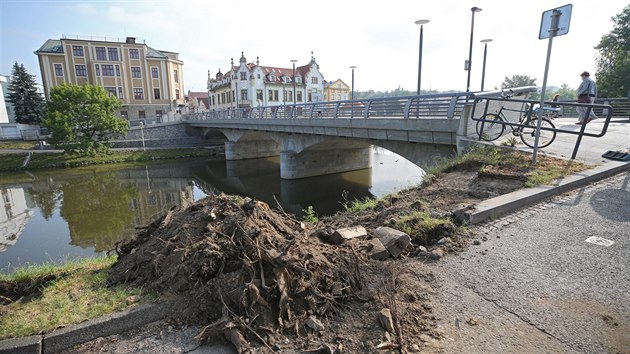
[125, 37, 136, 44]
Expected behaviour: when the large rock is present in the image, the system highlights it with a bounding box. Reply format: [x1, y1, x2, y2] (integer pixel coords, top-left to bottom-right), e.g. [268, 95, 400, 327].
[366, 238, 390, 260]
[374, 227, 411, 258]
[326, 225, 367, 245]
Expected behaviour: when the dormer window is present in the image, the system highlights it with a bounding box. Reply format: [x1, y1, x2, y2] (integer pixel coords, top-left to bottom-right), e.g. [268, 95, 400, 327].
[296, 77, 302, 84]
[240, 72, 246, 80]
[269, 74, 275, 81]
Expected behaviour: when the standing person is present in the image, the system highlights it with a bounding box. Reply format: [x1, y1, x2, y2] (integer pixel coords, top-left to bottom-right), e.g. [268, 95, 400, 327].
[576, 71, 597, 125]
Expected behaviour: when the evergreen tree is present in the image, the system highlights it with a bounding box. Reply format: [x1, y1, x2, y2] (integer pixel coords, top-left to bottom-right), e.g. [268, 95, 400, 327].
[594, 5, 630, 97]
[6, 62, 45, 124]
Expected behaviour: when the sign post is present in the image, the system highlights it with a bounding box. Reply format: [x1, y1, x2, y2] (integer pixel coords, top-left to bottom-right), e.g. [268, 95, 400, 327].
[533, 4, 572, 163]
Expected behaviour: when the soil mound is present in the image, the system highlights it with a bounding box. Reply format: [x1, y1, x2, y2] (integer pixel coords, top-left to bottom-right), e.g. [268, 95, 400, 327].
[108, 194, 436, 353]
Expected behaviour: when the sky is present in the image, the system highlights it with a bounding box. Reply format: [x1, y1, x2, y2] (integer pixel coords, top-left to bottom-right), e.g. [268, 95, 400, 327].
[1, 0, 627, 94]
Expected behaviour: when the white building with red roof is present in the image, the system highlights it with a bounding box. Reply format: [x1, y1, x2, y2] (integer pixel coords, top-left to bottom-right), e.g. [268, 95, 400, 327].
[207, 52, 325, 110]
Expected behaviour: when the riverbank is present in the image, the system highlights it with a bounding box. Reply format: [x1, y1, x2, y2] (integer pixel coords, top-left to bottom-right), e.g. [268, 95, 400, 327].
[0, 145, 224, 172]
[0, 146, 594, 350]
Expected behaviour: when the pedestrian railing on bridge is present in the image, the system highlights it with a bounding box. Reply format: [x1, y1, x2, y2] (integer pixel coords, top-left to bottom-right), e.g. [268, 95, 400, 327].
[182, 92, 473, 121]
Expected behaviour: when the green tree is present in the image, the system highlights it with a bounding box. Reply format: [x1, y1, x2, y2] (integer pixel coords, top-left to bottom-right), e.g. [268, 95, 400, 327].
[43, 83, 128, 154]
[594, 5, 630, 97]
[501, 75, 537, 90]
[6, 62, 45, 124]
[554, 84, 577, 101]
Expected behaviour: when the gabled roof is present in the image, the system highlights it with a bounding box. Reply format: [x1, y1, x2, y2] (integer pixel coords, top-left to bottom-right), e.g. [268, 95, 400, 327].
[35, 39, 63, 54]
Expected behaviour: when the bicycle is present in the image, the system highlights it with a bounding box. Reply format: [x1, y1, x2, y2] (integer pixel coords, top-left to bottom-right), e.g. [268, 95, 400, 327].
[476, 91, 557, 148]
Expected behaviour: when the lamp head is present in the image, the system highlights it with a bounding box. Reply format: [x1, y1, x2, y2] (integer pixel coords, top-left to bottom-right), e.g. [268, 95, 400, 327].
[349, 66, 356, 69]
[480, 39, 493, 43]
[415, 19, 430, 25]
[471, 6, 482, 12]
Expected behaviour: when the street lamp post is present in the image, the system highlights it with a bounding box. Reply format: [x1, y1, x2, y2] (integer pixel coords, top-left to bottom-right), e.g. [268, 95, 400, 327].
[139, 121, 145, 151]
[290, 60, 297, 106]
[480, 39, 492, 91]
[349, 66, 356, 100]
[415, 19, 429, 95]
[349, 66, 356, 118]
[466, 6, 482, 97]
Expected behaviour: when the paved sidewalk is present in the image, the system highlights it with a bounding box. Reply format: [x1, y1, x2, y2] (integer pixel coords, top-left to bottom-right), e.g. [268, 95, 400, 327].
[434, 171, 630, 353]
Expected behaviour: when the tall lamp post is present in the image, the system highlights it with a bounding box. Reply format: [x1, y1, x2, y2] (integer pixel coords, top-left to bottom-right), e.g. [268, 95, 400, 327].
[349, 66, 356, 118]
[349, 66, 356, 100]
[415, 19, 429, 95]
[465, 6, 482, 97]
[290, 59, 297, 105]
[480, 38, 492, 91]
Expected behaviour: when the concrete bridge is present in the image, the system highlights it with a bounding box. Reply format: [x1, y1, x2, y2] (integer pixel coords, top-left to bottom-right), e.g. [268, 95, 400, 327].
[180, 87, 536, 179]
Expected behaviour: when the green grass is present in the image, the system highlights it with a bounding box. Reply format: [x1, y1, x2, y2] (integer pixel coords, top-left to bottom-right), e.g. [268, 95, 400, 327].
[0, 256, 152, 339]
[394, 211, 458, 246]
[0, 148, 217, 172]
[0, 141, 37, 150]
[424, 145, 588, 187]
[342, 196, 378, 213]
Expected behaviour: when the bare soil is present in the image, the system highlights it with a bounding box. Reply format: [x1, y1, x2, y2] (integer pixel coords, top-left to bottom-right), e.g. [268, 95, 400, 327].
[97, 152, 581, 353]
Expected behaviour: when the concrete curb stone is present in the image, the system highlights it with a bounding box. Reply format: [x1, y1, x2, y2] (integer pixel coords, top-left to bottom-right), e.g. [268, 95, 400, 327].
[455, 160, 630, 225]
[0, 303, 172, 354]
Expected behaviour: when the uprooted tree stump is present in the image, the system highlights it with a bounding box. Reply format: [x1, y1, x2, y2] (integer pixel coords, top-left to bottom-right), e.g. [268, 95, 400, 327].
[107, 194, 369, 352]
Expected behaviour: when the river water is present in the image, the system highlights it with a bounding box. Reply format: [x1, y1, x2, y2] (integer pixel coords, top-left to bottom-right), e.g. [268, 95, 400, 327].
[0, 148, 426, 272]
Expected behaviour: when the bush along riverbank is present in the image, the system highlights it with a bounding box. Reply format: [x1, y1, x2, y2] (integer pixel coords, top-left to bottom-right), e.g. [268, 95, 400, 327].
[0, 146, 224, 172]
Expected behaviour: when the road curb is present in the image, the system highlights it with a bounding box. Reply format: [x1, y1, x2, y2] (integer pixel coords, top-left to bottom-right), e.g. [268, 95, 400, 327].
[455, 160, 630, 225]
[0, 303, 172, 354]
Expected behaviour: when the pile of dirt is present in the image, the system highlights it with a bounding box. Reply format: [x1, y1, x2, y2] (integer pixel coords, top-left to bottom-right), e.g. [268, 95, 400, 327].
[109, 194, 441, 352]
[107, 150, 576, 353]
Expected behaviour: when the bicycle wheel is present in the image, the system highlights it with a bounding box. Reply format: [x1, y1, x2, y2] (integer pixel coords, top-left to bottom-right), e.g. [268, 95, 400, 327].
[476, 114, 505, 141]
[519, 117, 556, 148]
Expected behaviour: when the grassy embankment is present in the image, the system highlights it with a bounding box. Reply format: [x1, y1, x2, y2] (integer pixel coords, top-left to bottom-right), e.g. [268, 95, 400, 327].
[0, 256, 154, 340]
[0, 141, 221, 172]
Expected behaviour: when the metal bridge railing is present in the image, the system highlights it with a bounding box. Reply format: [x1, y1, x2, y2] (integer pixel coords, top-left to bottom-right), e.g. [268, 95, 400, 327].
[182, 92, 472, 121]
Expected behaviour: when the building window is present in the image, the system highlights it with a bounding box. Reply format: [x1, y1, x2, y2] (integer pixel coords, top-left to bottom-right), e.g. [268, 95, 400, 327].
[95, 47, 106, 60]
[115, 65, 120, 76]
[95, 64, 100, 76]
[102, 64, 115, 76]
[54, 64, 63, 77]
[118, 87, 123, 99]
[241, 89, 248, 101]
[240, 72, 246, 80]
[151, 67, 158, 78]
[297, 77, 302, 84]
[107, 48, 119, 61]
[286, 91, 293, 102]
[176, 89, 180, 100]
[156, 110, 162, 120]
[308, 92, 312, 102]
[154, 88, 160, 99]
[129, 48, 139, 59]
[174, 69, 179, 83]
[256, 90, 263, 101]
[133, 88, 144, 100]
[105, 87, 117, 97]
[131, 66, 141, 78]
[297, 91, 302, 102]
[139, 111, 146, 119]
[75, 65, 87, 77]
[72, 45, 84, 56]
[120, 110, 128, 119]
[257, 73, 261, 79]
[268, 90, 279, 101]
[311, 77, 318, 84]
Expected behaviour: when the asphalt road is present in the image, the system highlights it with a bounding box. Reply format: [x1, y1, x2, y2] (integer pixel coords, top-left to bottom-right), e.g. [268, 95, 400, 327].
[439, 171, 630, 353]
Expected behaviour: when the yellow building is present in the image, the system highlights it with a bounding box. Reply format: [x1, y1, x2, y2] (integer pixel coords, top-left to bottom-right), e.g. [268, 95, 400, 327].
[323, 79, 350, 101]
[35, 35, 185, 124]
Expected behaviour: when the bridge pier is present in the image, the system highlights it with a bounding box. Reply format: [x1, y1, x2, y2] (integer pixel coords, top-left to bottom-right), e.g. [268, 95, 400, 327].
[224, 140, 280, 160]
[280, 147, 372, 179]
